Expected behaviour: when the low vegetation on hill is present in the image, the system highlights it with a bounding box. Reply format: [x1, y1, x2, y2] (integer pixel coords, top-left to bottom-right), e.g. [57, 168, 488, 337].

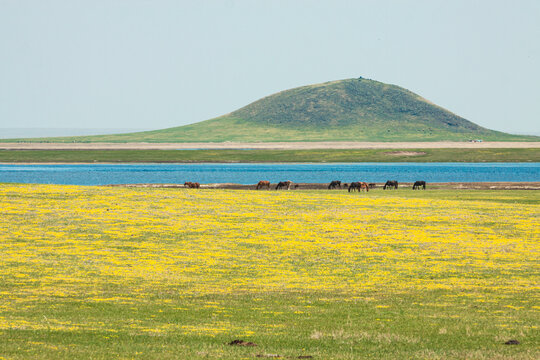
[5, 78, 538, 142]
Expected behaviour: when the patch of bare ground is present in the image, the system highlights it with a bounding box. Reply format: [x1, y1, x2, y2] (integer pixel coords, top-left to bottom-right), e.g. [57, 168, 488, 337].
[384, 151, 426, 156]
[228, 339, 257, 347]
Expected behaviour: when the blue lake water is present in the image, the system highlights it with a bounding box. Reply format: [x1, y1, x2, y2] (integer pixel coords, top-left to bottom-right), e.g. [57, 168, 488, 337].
[0, 163, 539, 185]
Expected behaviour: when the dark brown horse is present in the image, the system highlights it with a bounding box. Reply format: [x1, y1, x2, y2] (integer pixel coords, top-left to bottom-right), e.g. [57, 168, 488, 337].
[256, 180, 271, 190]
[328, 180, 342, 189]
[184, 182, 200, 188]
[348, 182, 360, 192]
[412, 181, 426, 190]
[348, 182, 369, 192]
[276, 180, 293, 190]
[383, 180, 398, 190]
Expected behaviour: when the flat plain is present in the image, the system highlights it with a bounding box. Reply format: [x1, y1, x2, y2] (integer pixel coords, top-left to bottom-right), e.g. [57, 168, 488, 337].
[1, 148, 539, 163]
[2, 141, 540, 149]
[1, 141, 539, 163]
[1, 185, 538, 359]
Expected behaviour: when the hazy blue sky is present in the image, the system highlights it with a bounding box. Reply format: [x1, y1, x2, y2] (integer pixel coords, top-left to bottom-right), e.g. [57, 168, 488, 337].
[1, 0, 539, 135]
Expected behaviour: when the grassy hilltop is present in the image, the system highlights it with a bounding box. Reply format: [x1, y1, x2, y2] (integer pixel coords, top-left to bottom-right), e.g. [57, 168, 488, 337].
[6, 78, 538, 143]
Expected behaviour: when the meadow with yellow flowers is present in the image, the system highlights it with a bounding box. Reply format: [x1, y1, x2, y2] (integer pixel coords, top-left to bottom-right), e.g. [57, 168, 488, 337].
[0, 184, 538, 359]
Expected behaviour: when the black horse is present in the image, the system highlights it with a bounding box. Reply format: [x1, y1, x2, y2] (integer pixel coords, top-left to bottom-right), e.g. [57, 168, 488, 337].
[328, 180, 342, 189]
[383, 180, 398, 190]
[413, 181, 426, 190]
[276, 180, 293, 190]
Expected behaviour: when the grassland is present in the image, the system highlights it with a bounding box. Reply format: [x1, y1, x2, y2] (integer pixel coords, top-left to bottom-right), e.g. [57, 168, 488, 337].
[1, 148, 539, 163]
[0, 184, 538, 359]
[4, 79, 539, 143]
[6, 118, 535, 143]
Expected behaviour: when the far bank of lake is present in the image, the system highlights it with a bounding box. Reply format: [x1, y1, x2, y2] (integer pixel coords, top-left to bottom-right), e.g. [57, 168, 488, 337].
[0, 148, 539, 163]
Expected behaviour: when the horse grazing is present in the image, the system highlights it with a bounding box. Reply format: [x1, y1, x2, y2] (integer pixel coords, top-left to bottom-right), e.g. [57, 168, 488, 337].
[368, 183, 376, 189]
[412, 180, 426, 190]
[184, 181, 200, 188]
[328, 180, 342, 189]
[276, 180, 293, 190]
[348, 182, 369, 192]
[256, 180, 271, 190]
[383, 180, 398, 190]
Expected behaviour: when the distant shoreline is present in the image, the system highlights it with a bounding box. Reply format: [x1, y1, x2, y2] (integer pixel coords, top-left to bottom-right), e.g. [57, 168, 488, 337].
[107, 182, 540, 190]
[1, 181, 538, 190]
[1, 141, 540, 150]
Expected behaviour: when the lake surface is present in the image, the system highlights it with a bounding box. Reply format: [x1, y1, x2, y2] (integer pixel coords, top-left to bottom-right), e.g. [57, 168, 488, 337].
[1, 163, 539, 185]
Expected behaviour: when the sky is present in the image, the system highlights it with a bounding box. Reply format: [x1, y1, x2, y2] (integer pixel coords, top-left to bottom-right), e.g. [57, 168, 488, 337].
[0, 0, 539, 135]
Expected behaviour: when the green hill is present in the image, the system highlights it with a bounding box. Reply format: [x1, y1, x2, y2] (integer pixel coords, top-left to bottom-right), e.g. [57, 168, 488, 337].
[7, 78, 539, 142]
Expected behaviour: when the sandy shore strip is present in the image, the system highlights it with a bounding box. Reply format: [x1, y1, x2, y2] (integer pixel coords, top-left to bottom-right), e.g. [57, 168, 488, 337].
[107, 182, 540, 190]
[1, 141, 540, 150]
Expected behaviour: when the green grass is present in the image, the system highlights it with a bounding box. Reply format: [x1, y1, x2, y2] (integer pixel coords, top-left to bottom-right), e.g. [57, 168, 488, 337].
[0, 148, 539, 163]
[3, 291, 537, 359]
[1, 186, 538, 359]
[4, 78, 539, 143]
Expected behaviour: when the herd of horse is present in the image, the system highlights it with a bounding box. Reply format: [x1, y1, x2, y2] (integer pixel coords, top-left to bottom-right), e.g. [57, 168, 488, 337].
[184, 180, 426, 190]
[266, 180, 426, 192]
[255, 180, 426, 191]
[329, 180, 426, 191]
